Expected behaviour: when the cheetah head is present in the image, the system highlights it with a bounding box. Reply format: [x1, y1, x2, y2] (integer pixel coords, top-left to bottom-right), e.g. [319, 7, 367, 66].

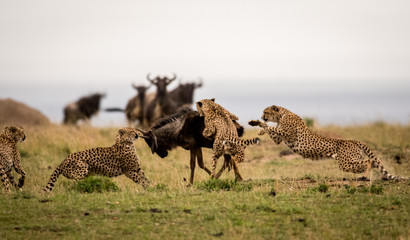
[116, 127, 147, 145]
[195, 98, 215, 117]
[261, 105, 282, 123]
[3, 126, 26, 143]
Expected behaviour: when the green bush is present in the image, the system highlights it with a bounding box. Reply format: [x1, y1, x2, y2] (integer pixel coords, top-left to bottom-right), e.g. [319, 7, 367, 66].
[303, 118, 315, 128]
[73, 176, 120, 193]
[317, 183, 329, 193]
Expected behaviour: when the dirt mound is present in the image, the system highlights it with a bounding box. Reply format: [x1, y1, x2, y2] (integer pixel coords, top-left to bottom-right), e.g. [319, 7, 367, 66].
[0, 98, 50, 127]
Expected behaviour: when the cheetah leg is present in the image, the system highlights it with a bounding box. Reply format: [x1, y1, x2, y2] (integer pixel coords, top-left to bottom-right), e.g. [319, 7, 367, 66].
[231, 158, 243, 182]
[125, 168, 149, 189]
[362, 159, 372, 181]
[214, 155, 232, 179]
[231, 152, 244, 181]
[211, 145, 223, 178]
[43, 160, 89, 192]
[5, 171, 18, 189]
[211, 154, 219, 178]
[12, 160, 26, 188]
[62, 161, 89, 180]
[0, 167, 11, 193]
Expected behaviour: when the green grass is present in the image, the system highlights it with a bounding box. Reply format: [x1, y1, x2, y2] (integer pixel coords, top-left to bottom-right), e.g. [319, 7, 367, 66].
[0, 123, 409, 239]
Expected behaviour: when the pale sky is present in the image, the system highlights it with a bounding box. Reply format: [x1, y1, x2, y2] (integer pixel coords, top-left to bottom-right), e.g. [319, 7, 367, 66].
[1, 0, 410, 89]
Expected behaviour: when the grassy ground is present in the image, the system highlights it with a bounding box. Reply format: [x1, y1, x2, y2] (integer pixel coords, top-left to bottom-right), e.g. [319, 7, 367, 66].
[1, 123, 409, 239]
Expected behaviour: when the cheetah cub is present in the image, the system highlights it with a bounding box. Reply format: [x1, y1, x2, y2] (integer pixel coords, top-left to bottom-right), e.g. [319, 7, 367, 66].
[43, 127, 149, 192]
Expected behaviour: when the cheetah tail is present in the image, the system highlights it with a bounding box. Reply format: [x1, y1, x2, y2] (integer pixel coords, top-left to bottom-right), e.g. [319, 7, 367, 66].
[224, 136, 261, 148]
[43, 167, 63, 192]
[358, 143, 404, 180]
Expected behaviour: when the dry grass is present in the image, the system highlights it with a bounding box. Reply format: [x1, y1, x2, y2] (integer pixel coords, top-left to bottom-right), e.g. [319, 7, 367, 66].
[0, 122, 409, 239]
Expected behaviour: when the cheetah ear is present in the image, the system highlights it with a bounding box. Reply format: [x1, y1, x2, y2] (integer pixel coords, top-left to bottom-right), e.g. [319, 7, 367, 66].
[211, 98, 215, 102]
[196, 101, 202, 107]
[6, 126, 17, 133]
[118, 129, 126, 136]
[271, 106, 279, 112]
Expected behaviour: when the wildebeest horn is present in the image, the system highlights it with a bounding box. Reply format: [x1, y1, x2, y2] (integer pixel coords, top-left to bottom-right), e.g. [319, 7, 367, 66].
[166, 73, 177, 83]
[135, 128, 148, 135]
[146, 73, 156, 83]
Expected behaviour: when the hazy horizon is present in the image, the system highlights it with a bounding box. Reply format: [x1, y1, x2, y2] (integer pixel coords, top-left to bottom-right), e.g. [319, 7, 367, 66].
[1, 1, 409, 126]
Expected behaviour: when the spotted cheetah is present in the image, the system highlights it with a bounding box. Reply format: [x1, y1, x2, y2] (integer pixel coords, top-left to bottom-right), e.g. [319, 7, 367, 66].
[0, 126, 26, 193]
[249, 105, 404, 180]
[43, 127, 149, 192]
[196, 98, 260, 180]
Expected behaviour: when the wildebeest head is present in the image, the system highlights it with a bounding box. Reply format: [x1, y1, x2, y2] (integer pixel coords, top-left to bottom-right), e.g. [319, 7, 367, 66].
[132, 84, 150, 102]
[146, 73, 176, 96]
[173, 78, 203, 105]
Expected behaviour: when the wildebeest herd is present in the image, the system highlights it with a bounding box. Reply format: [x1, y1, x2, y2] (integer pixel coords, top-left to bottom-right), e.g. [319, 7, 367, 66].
[1, 74, 406, 193]
[64, 73, 202, 127]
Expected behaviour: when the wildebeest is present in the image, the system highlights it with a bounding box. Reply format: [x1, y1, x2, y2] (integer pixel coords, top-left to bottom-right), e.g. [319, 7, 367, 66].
[169, 79, 203, 107]
[125, 85, 150, 126]
[136, 106, 245, 184]
[143, 73, 178, 126]
[105, 84, 151, 127]
[63, 93, 105, 125]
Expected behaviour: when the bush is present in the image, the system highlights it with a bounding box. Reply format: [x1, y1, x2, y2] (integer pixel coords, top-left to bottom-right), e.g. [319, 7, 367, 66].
[317, 183, 329, 193]
[303, 118, 315, 128]
[73, 176, 120, 193]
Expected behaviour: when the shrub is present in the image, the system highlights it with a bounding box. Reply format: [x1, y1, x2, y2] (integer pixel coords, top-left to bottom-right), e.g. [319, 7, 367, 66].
[317, 183, 329, 193]
[303, 118, 315, 128]
[73, 176, 120, 193]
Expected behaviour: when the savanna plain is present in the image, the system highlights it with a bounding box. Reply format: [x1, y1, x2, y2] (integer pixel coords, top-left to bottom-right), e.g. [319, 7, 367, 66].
[1, 122, 409, 240]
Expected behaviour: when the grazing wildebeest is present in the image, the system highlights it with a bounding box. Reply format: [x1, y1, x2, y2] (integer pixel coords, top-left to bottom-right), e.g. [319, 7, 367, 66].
[169, 79, 203, 107]
[136, 106, 245, 185]
[143, 73, 178, 126]
[63, 93, 105, 125]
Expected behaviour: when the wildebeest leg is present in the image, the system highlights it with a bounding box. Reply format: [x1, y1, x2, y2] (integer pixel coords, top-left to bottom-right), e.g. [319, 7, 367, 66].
[196, 148, 211, 174]
[189, 149, 196, 185]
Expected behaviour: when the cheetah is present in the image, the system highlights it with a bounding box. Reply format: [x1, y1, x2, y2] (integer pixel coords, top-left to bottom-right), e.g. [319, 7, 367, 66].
[0, 126, 26, 193]
[249, 105, 404, 180]
[196, 98, 260, 180]
[43, 127, 149, 192]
